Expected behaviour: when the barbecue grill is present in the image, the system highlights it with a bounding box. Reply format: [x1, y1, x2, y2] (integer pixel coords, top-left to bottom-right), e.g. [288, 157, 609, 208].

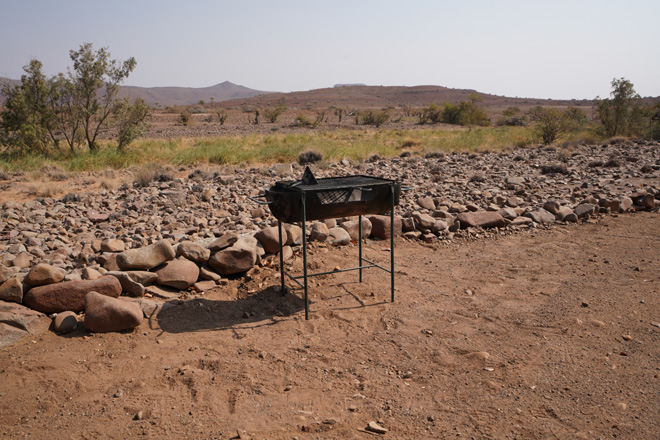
[251, 167, 402, 319]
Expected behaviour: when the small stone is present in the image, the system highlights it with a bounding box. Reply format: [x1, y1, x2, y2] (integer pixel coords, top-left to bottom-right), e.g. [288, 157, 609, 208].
[366, 421, 388, 434]
[52, 311, 78, 333]
[622, 334, 632, 341]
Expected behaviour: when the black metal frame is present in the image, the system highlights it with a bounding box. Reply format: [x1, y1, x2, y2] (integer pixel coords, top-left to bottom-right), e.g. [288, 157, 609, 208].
[251, 183, 397, 319]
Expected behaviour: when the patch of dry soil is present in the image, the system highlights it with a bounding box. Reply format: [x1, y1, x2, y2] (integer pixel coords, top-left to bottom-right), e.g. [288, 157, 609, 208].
[1, 213, 659, 439]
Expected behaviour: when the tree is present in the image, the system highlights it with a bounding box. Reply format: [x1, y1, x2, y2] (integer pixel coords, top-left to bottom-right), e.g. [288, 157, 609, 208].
[69, 43, 137, 152]
[529, 107, 569, 145]
[114, 98, 149, 151]
[0, 60, 55, 155]
[594, 77, 645, 137]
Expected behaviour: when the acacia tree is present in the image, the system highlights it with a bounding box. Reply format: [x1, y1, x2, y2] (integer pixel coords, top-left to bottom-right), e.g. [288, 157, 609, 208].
[594, 78, 645, 137]
[1, 43, 147, 155]
[0, 60, 55, 155]
[70, 43, 137, 152]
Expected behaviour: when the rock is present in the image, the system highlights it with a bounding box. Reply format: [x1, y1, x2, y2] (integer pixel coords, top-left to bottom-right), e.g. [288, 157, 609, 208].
[309, 222, 329, 242]
[116, 240, 176, 270]
[23, 276, 122, 314]
[368, 215, 402, 239]
[155, 258, 200, 290]
[83, 291, 143, 333]
[23, 263, 66, 287]
[101, 253, 121, 271]
[599, 198, 620, 213]
[366, 421, 388, 434]
[10, 252, 32, 269]
[0, 277, 24, 303]
[101, 239, 125, 253]
[255, 226, 287, 254]
[456, 211, 507, 229]
[323, 218, 337, 229]
[432, 219, 449, 233]
[555, 206, 575, 221]
[498, 207, 518, 220]
[199, 266, 222, 281]
[193, 280, 217, 292]
[543, 200, 561, 215]
[632, 192, 656, 210]
[144, 284, 180, 300]
[574, 203, 597, 219]
[412, 213, 435, 230]
[81, 267, 103, 280]
[0, 302, 49, 350]
[122, 271, 158, 286]
[510, 217, 533, 226]
[106, 271, 146, 297]
[619, 196, 633, 212]
[280, 245, 293, 262]
[208, 237, 258, 275]
[86, 211, 110, 223]
[208, 232, 239, 252]
[176, 241, 211, 263]
[340, 217, 372, 241]
[416, 196, 436, 210]
[506, 176, 525, 185]
[524, 209, 555, 224]
[283, 223, 302, 245]
[52, 311, 78, 333]
[0, 265, 13, 284]
[328, 227, 351, 246]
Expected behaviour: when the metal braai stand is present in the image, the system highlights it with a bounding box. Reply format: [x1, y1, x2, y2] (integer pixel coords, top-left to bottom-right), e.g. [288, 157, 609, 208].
[252, 167, 401, 319]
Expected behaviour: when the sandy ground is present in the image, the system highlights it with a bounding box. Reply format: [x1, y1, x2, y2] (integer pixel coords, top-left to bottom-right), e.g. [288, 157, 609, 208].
[1, 212, 659, 439]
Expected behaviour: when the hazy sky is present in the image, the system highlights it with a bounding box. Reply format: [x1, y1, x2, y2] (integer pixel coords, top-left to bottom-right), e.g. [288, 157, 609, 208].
[1, 0, 658, 99]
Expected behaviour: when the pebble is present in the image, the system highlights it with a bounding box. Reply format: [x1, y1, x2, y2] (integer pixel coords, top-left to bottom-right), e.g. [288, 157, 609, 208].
[366, 421, 388, 434]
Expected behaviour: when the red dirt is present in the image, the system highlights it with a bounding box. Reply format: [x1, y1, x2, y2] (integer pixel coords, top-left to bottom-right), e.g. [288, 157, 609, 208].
[1, 212, 659, 439]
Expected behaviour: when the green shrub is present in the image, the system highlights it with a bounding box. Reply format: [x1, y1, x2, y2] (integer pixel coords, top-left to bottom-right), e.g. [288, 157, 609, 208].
[359, 110, 390, 127]
[179, 108, 193, 126]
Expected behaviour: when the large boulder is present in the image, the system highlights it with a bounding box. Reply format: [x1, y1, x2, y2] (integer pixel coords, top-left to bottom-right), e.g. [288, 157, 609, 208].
[155, 258, 200, 290]
[83, 291, 143, 333]
[208, 237, 258, 275]
[208, 232, 239, 252]
[176, 241, 211, 263]
[524, 209, 555, 224]
[116, 240, 175, 271]
[412, 213, 435, 230]
[368, 215, 402, 240]
[23, 276, 122, 314]
[255, 226, 287, 254]
[0, 277, 24, 303]
[23, 263, 66, 288]
[283, 223, 302, 246]
[340, 217, 372, 241]
[328, 227, 351, 246]
[106, 271, 146, 297]
[0, 302, 49, 350]
[456, 211, 507, 229]
[309, 222, 329, 242]
[0, 265, 14, 284]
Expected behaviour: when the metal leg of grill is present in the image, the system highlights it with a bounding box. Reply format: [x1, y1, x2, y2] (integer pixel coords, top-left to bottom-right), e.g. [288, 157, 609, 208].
[301, 193, 309, 320]
[358, 215, 363, 283]
[391, 184, 395, 303]
[278, 220, 285, 296]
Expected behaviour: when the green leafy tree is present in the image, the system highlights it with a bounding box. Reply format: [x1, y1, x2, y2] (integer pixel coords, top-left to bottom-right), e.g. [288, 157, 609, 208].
[529, 107, 569, 145]
[594, 78, 645, 137]
[0, 60, 56, 155]
[114, 97, 149, 151]
[69, 43, 137, 152]
[441, 94, 489, 126]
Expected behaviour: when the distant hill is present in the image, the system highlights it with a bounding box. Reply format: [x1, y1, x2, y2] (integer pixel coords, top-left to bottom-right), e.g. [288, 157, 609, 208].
[0, 78, 269, 107]
[216, 84, 594, 113]
[119, 81, 270, 106]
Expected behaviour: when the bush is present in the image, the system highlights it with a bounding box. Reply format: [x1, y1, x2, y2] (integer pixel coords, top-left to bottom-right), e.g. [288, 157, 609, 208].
[497, 106, 527, 126]
[418, 104, 443, 125]
[359, 110, 390, 127]
[298, 150, 323, 164]
[529, 107, 570, 145]
[441, 95, 490, 126]
[217, 109, 228, 125]
[179, 109, 193, 126]
[594, 78, 646, 137]
[263, 104, 287, 123]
